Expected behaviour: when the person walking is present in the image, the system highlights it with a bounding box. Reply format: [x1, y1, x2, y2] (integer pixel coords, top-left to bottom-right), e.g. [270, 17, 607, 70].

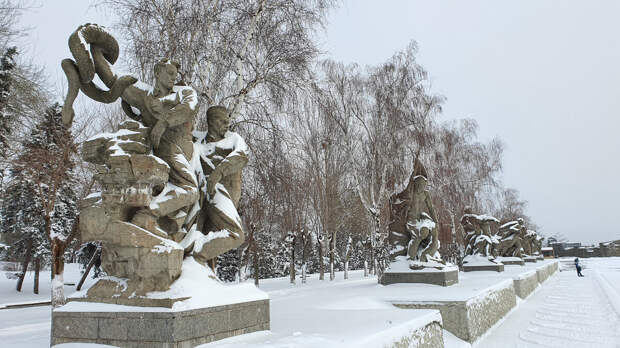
[574, 258, 584, 277]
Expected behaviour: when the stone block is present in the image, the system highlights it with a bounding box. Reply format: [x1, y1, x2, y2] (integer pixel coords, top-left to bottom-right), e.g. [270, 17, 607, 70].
[380, 269, 459, 286]
[389, 319, 444, 348]
[52, 316, 98, 340]
[51, 299, 270, 347]
[524, 256, 537, 263]
[513, 271, 538, 299]
[392, 280, 516, 343]
[463, 263, 504, 272]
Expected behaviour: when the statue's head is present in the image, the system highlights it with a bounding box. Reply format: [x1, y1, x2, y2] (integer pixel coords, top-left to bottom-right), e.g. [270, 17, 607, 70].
[413, 174, 427, 191]
[207, 106, 229, 140]
[153, 59, 180, 91]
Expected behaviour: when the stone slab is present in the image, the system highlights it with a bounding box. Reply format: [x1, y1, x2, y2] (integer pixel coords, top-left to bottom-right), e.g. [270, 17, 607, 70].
[524, 256, 537, 263]
[512, 270, 539, 299]
[390, 318, 444, 348]
[380, 269, 459, 287]
[51, 299, 270, 348]
[501, 259, 525, 266]
[463, 263, 504, 272]
[536, 261, 558, 284]
[392, 279, 516, 343]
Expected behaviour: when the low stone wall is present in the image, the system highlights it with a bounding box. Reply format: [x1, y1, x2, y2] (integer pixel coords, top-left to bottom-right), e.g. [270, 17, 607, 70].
[392, 280, 516, 343]
[536, 261, 557, 284]
[389, 318, 444, 348]
[52, 299, 270, 347]
[513, 270, 538, 299]
[380, 269, 459, 287]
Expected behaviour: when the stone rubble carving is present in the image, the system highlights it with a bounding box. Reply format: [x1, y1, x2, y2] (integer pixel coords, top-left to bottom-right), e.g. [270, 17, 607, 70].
[63, 24, 246, 301]
[496, 218, 526, 258]
[460, 208, 500, 258]
[387, 158, 446, 270]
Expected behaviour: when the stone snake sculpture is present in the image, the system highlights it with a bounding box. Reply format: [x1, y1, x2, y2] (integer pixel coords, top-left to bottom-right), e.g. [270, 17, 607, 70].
[61, 23, 138, 127]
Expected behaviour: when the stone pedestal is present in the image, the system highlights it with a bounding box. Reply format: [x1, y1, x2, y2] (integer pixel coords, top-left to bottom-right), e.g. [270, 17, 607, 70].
[496, 257, 525, 266]
[536, 255, 544, 261]
[380, 269, 459, 287]
[391, 279, 516, 343]
[523, 256, 537, 263]
[51, 299, 270, 348]
[463, 263, 504, 272]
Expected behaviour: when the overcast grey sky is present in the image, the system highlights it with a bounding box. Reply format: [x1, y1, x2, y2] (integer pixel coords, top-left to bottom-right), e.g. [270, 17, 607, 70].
[21, 1, 620, 244]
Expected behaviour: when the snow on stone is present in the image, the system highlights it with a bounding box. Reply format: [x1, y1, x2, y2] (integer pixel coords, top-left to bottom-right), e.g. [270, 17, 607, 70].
[463, 254, 501, 266]
[146, 257, 268, 311]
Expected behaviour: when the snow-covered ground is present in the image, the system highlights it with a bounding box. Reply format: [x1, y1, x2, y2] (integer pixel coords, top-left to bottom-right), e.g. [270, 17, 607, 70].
[476, 257, 620, 348]
[0, 263, 96, 308]
[1, 258, 619, 347]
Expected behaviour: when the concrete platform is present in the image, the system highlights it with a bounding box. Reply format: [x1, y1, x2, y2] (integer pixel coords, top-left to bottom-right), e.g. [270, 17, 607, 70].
[51, 299, 270, 347]
[379, 269, 459, 286]
[463, 263, 505, 272]
[496, 257, 525, 266]
[512, 270, 538, 299]
[391, 279, 516, 342]
[523, 256, 537, 263]
[384, 260, 559, 343]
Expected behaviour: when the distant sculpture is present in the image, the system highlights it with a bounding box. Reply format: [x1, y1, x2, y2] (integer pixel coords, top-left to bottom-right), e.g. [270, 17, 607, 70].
[534, 234, 544, 256]
[522, 229, 538, 256]
[64, 24, 245, 299]
[496, 218, 525, 258]
[388, 159, 444, 269]
[460, 208, 500, 258]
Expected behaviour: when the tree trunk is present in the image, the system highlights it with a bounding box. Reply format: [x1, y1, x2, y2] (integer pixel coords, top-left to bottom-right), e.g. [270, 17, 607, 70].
[329, 231, 335, 281]
[253, 245, 259, 287]
[301, 234, 307, 284]
[289, 234, 296, 285]
[318, 236, 324, 281]
[77, 248, 100, 291]
[33, 258, 40, 294]
[16, 240, 33, 292]
[51, 238, 67, 308]
[363, 260, 368, 277]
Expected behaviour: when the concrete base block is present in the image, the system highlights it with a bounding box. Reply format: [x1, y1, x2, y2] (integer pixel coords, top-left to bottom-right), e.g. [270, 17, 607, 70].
[513, 271, 538, 299]
[51, 299, 270, 348]
[536, 261, 558, 284]
[392, 280, 516, 343]
[499, 259, 525, 266]
[463, 263, 504, 272]
[380, 269, 459, 287]
[391, 319, 445, 348]
[524, 256, 537, 263]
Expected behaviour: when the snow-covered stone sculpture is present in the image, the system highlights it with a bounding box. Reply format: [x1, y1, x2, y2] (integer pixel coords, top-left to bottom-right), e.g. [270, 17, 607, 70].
[381, 159, 458, 286]
[495, 218, 526, 265]
[181, 106, 248, 264]
[53, 24, 268, 347]
[460, 209, 503, 272]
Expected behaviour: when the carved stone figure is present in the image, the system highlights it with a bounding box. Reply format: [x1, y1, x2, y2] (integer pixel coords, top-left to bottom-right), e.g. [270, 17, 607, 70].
[460, 208, 500, 258]
[534, 234, 544, 256]
[522, 229, 538, 256]
[496, 218, 526, 258]
[180, 106, 248, 264]
[388, 159, 444, 269]
[63, 24, 241, 299]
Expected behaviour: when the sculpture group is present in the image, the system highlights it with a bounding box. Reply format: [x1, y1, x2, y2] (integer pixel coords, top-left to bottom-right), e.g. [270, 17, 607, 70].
[64, 24, 248, 301]
[52, 22, 547, 348]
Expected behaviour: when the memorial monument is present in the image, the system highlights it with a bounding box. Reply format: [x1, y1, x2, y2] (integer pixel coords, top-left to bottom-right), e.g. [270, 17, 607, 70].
[460, 209, 503, 272]
[496, 218, 526, 265]
[51, 24, 268, 347]
[380, 159, 458, 286]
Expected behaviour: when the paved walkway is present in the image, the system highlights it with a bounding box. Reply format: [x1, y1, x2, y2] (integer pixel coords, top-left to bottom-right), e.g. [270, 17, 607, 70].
[478, 259, 620, 348]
